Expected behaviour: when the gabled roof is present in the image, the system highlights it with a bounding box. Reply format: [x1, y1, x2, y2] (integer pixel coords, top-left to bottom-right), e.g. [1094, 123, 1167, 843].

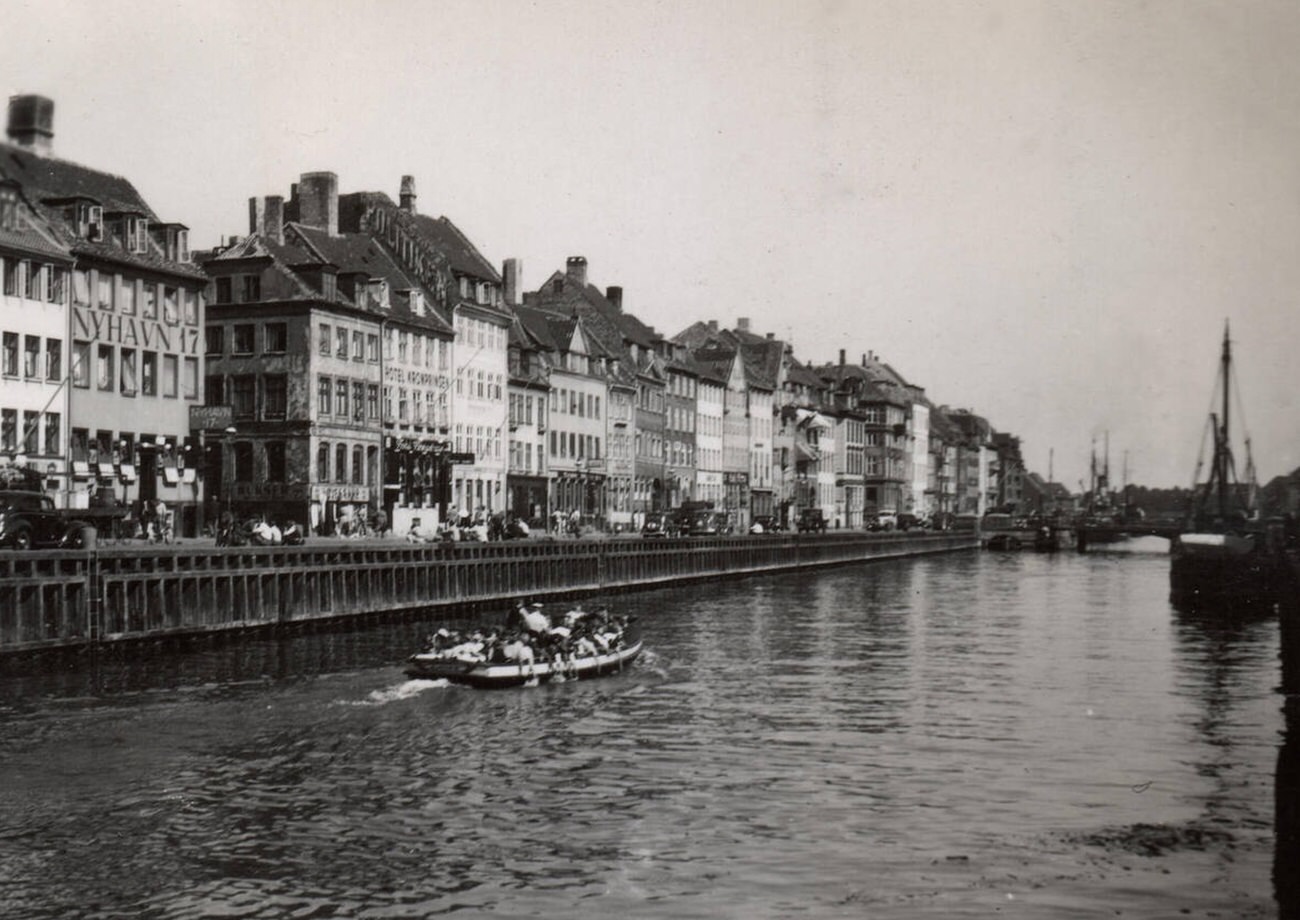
[0, 180, 72, 262]
[339, 191, 499, 282]
[527, 269, 660, 351]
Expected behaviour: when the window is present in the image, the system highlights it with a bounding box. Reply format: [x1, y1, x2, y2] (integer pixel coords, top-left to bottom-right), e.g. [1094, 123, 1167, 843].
[1, 258, 16, 297]
[72, 341, 90, 387]
[265, 322, 287, 353]
[1, 332, 16, 375]
[336, 379, 349, 419]
[335, 443, 347, 483]
[336, 327, 348, 358]
[183, 357, 198, 399]
[45, 338, 60, 381]
[352, 382, 364, 421]
[319, 323, 331, 356]
[23, 336, 39, 378]
[120, 348, 137, 395]
[398, 388, 408, 421]
[231, 374, 255, 418]
[318, 376, 332, 414]
[233, 441, 254, 483]
[215, 277, 232, 304]
[96, 345, 114, 391]
[205, 375, 224, 406]
[141, 351, 157, 396]
[241, 274, 260, 302]
[22, 411, 38, 454]
[162, 354, 178, 398]
[398, 330, 408, 363]
[317, 443, 330, 482]
[120, 278, 137, 315]
[182, 290, 198, 325]
[265, 442, 286, 483]
[367, 385, 378, 420]
[352, 331, 363, 361]
[47, 267, 65, 304]
[97, 272, 114, 310]
[163, 287, 179, 324]
[0, 409, 13, 452]
[232, 324, 255, 355]
[25, 262, 41, 300]
[43, 412, 59, 456]
[205, 327, 224, 355]
[351, 446, 363, 485]
[141, 283, 157, 320]
[366, 333, 379, 362]
[264, 375, 287, 419]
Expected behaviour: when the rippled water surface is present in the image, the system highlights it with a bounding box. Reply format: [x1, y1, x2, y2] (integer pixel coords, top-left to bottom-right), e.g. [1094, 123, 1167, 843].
[0, 544, 1285, 918]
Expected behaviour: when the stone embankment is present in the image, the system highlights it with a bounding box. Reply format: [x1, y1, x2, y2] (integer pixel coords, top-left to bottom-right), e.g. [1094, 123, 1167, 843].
[0, 531, 976, 655]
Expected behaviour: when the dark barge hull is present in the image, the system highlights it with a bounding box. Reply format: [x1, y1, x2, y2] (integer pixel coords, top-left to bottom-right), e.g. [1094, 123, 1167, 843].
[405, 640, 643, 688]
[1169, 549, 1288, 610]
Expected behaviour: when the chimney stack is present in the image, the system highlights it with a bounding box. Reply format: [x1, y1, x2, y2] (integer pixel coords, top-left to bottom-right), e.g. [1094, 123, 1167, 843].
[502, 258, 521, 306]
[707, 320, 718, 332]
[565, 256, 588, 287]
[606, 285, 623, 311]
[399, 175, 417, 214]
[298, 171, 339, 236]
[766, 332, 775, 340]
[862, 353, 867, 366]
[264, 195, 285, 245]
[737, 317, 751, 333]
[6, 94, 54, 155]
[248, 197, 265, 236]
[839, 348, 846, 366]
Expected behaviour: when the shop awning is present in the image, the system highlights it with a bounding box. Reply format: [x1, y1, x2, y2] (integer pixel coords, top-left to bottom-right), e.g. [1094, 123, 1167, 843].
[119, 463, 136, 482]
[97, 462, 115, 478]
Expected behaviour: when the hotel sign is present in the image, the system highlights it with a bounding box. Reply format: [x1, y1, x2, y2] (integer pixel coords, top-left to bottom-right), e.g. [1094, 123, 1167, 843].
[189, 405, 234, 431]
[72, 306, 201, 355]
[311, 484, 371, 502]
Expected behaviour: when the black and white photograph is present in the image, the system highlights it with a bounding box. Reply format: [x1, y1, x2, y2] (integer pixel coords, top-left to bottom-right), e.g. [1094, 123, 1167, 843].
[1, 1, 1298, 917]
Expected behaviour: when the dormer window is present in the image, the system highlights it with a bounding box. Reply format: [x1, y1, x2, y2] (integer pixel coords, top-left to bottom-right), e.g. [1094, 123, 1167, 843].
[458, 276, 469, 299]
[87, 206, 103, 241]
[409, 290, 424, 316]
[123, 216, 149, 254]
[0, 186, 17, 232]
[371, 279, 389, 309]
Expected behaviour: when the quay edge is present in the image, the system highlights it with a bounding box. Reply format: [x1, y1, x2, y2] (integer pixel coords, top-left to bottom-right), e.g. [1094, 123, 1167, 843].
[0, 532, 976, 657]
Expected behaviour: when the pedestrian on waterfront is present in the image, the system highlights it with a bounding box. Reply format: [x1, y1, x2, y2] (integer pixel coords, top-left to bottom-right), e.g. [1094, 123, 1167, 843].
[568, 508, 581, 537]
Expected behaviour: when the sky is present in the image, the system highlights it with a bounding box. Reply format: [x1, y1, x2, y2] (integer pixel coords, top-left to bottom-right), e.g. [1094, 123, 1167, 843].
[8, 0, 1299, 489]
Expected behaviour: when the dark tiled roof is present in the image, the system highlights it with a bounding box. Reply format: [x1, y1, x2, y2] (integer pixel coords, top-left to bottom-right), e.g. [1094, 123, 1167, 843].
[341, 191, 499, 282]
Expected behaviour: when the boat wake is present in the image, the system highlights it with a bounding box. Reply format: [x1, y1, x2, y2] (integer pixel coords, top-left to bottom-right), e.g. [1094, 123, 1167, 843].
[339, 679, 450, 707]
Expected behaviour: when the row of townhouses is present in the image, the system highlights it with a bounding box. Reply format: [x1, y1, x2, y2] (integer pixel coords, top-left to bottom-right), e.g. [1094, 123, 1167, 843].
[0, 94, 1035, 538]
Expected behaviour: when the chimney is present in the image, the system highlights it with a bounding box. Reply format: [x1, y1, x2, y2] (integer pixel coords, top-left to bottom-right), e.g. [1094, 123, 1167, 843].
[606, 286, 623, 311]
[502, 258, 521, 306]
[264, 195, 284, 245]
[248, 197, 264, 236]
[707, 320, 718, 331]
[7, 94, 54, 155]
[766, 332, 775, 340]
[298, 171, 338, 236]
[737, 317, 750, 333]
[565, 256, 588, 287]
[400, 175, 417, 214]
[839, 348, 846, 366]
[862, 353, 867, 366]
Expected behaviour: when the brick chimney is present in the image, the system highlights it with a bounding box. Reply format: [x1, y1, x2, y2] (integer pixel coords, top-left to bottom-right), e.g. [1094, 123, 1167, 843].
[264, 195, 285, 245]
[606, 286, 623, 312]
[502, 258, 521, 306]
[707, 320, 718, 331]
[297, 171, 338, 236]
[400, 175, 417, 214]
[6, 94, 54, 156]
[248, 197, 264, 236]
[737, 317, 751, 333]
[565, 256, 588, 287]
[839, 348, 846, 366]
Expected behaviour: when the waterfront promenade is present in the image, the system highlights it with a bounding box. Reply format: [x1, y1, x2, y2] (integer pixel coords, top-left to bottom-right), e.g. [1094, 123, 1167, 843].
[0, 530, 976, 656]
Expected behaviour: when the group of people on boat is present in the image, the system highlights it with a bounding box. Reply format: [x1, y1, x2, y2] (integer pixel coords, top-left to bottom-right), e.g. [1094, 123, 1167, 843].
[422, 600, 630, 669]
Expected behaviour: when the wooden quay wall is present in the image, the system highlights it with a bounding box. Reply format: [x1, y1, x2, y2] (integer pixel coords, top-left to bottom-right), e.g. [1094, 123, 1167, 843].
[0, 531, 976, 655]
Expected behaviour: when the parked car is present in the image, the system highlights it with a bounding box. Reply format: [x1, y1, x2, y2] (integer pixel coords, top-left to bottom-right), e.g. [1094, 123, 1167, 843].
[641, 511, 677, 538]
[870, 511, 898, 532]
[750, 514, 782, 534]
[796, 508, 827, 533]
[0, 490, 85, 550]
[896, 512, 920, 531]
[685, 510, 733, 536]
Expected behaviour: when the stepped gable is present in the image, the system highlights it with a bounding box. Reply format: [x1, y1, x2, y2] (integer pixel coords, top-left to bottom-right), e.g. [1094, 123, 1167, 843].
[1, 140, 204, 281]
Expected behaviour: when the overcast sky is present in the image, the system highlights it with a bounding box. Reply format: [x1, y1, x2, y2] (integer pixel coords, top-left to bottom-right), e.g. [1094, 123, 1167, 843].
[9, 0, 1299, 489]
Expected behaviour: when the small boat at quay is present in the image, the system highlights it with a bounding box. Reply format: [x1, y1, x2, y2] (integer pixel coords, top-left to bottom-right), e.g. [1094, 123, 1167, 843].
[405, 603, 642, 688]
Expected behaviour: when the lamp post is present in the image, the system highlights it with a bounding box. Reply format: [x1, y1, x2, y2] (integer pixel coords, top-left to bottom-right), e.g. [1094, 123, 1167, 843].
[221, 426, 236, 518]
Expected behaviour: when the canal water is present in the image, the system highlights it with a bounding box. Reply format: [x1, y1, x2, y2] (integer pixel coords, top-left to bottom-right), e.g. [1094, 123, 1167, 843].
[0, 542, 1284, 919]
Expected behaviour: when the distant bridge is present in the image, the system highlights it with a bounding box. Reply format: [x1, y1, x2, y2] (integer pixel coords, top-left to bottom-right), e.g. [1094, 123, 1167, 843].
[1075, 521, 1183, 551]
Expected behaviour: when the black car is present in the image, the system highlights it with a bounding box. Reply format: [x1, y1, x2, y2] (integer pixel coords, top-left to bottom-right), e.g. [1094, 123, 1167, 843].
[0, 490, 83, 550]
[750, 514, 782, 533]
[796, 508, 827, 533]
[641, 512, 676, 538]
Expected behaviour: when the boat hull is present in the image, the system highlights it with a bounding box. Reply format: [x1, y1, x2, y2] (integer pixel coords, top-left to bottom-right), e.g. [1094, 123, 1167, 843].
[1169, 536, 1285, 609]
[405, 640, 643, 688]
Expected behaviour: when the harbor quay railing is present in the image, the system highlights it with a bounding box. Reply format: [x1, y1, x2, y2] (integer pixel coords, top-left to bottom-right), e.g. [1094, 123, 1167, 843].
[0, 531, 976, 655]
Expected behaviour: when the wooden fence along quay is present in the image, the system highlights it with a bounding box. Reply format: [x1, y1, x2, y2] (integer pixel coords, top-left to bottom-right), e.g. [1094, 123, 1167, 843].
[0, 532, 976, 656]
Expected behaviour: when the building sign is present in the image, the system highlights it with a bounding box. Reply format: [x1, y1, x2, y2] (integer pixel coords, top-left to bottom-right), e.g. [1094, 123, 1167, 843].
[383, 365, 444, 388]
[189, 405, 234, 431]
[311, 484, 372, 502]
[232, 482, 310, 502]
[724, 472, 750, 485]
[72, 306, 201, 355]
[447, 452, 475, 464]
